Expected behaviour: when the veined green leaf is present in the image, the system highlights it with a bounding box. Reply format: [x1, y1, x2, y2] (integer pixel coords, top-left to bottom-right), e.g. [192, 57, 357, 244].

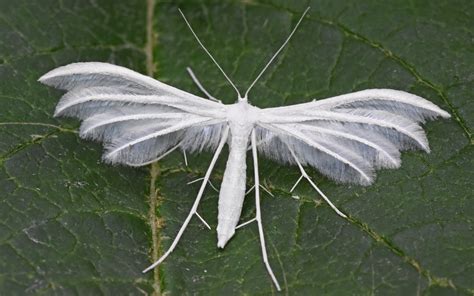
[0, 0, 472, 295]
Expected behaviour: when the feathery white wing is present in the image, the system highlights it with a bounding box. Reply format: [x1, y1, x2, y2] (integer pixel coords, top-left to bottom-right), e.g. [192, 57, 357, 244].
[39, 62, 227, 165]
[257, 89, 450, 185]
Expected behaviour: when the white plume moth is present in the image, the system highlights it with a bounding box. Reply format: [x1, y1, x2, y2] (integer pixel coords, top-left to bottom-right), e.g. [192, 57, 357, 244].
[39, 7, 450, 291]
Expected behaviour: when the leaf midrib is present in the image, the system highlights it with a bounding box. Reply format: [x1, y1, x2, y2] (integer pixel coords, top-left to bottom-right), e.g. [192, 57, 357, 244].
[145, 0, 162, 295]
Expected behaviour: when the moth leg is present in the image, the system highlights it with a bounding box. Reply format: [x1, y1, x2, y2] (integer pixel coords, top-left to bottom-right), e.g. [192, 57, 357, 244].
[246, 134, 276, 151]
[287, 147, 347, 219]
[235, 217, 256, 230]
[246, 184, 274, 197]
[245, 185, 255, 195]
[195, 212, 211, 230]
[251, 129, 282, 291]
[240, 183, 274, 229]
[182, 148, 188, 166]
[185, 180, 214, 229]
[126, 142, 182, 167]
[187, 177, 219, 193]
[186, 67, 221, 103]
[142, 126, 229, 273]
[289, 175, 304, 193]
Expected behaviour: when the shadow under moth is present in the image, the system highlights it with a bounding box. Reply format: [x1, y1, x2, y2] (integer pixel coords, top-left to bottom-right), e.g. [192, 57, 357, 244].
[38, 7, 450, 291]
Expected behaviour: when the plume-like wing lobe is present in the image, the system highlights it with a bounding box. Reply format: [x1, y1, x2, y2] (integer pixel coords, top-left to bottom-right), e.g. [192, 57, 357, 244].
[257, 89, 450, 185]
[39, 62, 227, 166]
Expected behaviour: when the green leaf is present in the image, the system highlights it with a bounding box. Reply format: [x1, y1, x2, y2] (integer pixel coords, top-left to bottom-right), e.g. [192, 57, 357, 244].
[1, 0, 472, 295]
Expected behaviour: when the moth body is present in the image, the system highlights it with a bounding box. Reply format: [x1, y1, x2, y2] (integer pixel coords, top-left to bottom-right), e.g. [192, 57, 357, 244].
[217, 100, 260, 247]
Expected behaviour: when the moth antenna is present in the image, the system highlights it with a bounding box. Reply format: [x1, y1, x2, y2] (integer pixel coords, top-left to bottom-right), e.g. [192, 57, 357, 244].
[243, 6, 310, 100]
[186, 67, 221, 103]
[179, 8, 243, 99]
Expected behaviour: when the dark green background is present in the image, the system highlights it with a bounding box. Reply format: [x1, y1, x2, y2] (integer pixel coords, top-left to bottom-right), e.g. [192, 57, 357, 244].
[0, 0, 472, 295]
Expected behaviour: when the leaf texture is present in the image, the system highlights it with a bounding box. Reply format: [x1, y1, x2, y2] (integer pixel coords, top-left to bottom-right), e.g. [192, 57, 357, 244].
[0, 1, 472, 295]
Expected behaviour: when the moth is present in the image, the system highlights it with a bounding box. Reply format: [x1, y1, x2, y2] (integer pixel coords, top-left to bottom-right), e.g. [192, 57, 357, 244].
[39, 7, 450, 291]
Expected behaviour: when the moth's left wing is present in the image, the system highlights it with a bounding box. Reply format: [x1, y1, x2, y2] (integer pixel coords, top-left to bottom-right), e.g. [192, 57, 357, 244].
[256, 89, 450, 185]
[39, 62, 227, 166]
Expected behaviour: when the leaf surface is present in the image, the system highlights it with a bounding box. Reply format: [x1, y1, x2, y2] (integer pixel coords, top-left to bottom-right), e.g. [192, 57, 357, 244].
[0, 0, 472, 295]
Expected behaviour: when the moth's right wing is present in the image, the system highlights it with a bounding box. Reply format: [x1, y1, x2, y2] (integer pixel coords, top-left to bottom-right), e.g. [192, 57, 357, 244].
[255, 89, 450, 185]
[39, 62, 228, 166]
